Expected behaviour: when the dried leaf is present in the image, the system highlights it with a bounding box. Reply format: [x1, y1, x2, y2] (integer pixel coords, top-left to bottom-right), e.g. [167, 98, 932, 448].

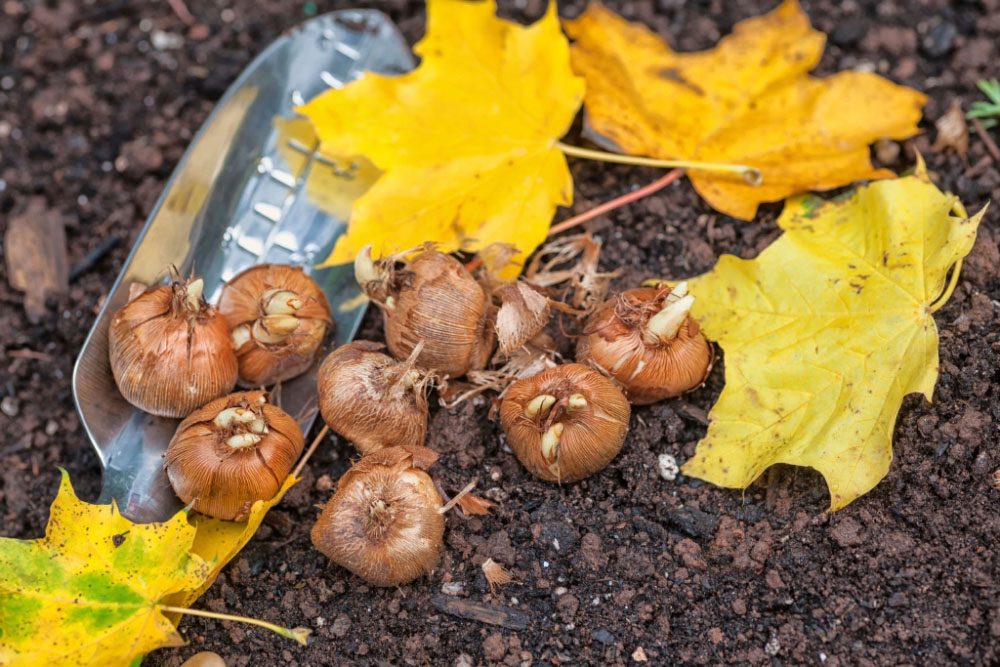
[456, 493, 497, 516]
[3, 198, 68, 323]
[564, 0, 927, 220]
[0, 471, 211, 665]
[496, 282, 551, 356]
[526, 233, 617, 312]
[683, 159, 986, 510]
[930, 101, 969, 156]
[299, 0, 584, 279]
[482, 558, 513, 593]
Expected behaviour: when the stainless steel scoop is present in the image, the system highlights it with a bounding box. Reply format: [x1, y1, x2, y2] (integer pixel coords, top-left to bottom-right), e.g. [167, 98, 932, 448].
[72, 10, 413, 523]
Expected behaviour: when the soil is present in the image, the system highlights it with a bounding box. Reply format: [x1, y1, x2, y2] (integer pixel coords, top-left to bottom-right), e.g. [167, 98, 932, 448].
[2, 0, 999, 665]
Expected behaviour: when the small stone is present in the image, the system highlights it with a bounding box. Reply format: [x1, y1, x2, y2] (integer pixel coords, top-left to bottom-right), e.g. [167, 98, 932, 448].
[556, 593, 579, 621]
[591, 628, 615, 645]
[441, 581, 464, 596]
[831, 17, 869, 46]
[331, 613, 351, 639]
[632, 646, 648, 662]
[1, 396, 19, 417]
[150, 29, 184, 50]
[874, 138, 900, 165]
[657, 453, 678, 481]
[764, 636, 781, 657]
[455, 654, 475, 667]
[921, 22, 957, 58]
[732, 599, 747, 615]
[665, 506, 719, 540]
[483, 633, 506, 661]
[315, 474, 335, 492]
[45, 419, 59, 436]
[830, 517, 865, 547]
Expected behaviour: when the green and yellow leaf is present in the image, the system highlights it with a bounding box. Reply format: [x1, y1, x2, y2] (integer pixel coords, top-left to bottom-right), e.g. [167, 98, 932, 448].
[0, 471, 211, 665]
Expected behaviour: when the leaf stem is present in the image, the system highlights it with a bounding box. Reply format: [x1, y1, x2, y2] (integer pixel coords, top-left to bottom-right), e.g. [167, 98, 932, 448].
[292, 424, 329, 479]
[158, 605, 311, 645]
[548, 169, 684, 237]
[556, 142, 762, 186]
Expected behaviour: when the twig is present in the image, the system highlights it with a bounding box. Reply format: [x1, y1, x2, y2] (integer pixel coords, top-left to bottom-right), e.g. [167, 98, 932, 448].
[438, 479, 476, 514]
[291, 424, 329, 478]
[548, 169, 684, 237]
[165, 0, 196, 25]
[69, 235, 120, 282]
[970, 117, 1000, 162]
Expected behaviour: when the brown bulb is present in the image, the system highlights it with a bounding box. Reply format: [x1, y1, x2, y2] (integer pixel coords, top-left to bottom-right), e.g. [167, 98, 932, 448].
[500, 364, 630, 482]
[316, 341, 429, 454]
[164, 390, 304, 520]
[576, 283, 713, 405]
[108, 276, 237, 418]
[311, 445, 444, 587]
[217, 264, 333, 387]
[355, 244, 495, 378]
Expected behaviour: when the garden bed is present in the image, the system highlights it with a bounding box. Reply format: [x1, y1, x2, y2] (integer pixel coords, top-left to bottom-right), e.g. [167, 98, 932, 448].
[1, 0, 998, 664]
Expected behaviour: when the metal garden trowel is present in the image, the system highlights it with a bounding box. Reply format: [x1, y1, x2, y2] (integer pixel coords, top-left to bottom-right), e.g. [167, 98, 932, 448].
[72, 10, 413, 522]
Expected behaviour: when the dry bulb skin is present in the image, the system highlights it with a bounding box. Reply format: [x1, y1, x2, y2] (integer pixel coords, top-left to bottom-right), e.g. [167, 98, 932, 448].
[355, 244, 496, 378]
[495, 281, 551, 357]
[576, 284, 713, 405]
[316, 340, 430, 454]
[217, 264, 333, 387]
[108, 276, 238, 418]
[500, 363, 630, 482]
[311, 445, 445, 587]
[164, 390, 304, 520]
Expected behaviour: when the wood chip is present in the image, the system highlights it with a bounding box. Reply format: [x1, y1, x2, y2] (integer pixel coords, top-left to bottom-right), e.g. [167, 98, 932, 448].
[3, 198, 68, 322]
[430, 596, 528, 630]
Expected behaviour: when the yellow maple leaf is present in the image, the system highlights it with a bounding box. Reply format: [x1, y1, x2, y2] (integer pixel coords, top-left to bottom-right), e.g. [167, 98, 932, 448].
[165, 475, 298, 611]
[564, 0, 927, 220]
[0, 471, 211, 665]
[682, 161, 986, 510]
[298, 0, 584, 277]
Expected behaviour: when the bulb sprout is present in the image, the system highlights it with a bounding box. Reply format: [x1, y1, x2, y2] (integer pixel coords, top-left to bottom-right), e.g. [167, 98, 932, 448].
[354, 244, 378, 286]
[524, 393, 557, 419]
[226, 433, 262, 449]
[185, 278, 204, 310]
[567, 393, 588, 411]
[540, 422, 563, 461]
[643, 294, 695, 344]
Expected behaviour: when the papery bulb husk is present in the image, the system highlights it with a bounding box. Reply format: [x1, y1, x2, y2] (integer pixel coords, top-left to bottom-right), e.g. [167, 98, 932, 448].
[500, 363, 630, 483]
[109, 277, 238, 418]
[496, 281, 551, 357]
[316, 341, 429, 454]
[217, 264, 333, 387]
[164, 390, 305, 520]
[576, 287, 713, 405]
[361, 246, 496, 379]
[311, 445, 444, 587]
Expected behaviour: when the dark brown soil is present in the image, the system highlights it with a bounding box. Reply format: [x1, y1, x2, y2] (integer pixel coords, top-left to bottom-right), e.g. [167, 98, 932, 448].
[2, 0, 999, 665]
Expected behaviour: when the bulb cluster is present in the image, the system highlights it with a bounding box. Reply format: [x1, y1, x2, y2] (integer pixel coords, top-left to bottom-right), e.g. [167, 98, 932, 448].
[106, 266, 331, 519]
[100, 243, 715, 589]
